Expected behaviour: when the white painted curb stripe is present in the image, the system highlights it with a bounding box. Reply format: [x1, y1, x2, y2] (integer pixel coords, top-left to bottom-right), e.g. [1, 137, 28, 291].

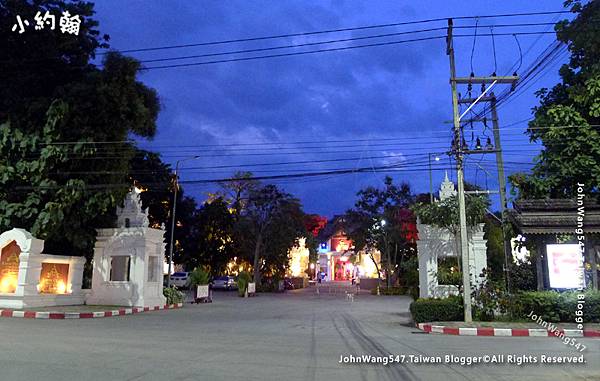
[493, 328, 512, 336]
[562, 329, 583, 337]
[458, 327, 478, 336]
[529, 329, 549, 337]
[0, 304, 181, 320]
[417, 324, 597, 338]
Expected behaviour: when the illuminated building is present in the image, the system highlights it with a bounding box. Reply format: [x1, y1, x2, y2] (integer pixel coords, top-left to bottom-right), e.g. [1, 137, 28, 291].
[316, 215, 381, 281]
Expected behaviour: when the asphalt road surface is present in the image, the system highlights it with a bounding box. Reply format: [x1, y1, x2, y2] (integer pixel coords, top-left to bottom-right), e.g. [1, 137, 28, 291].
[0, 285, 598, 381]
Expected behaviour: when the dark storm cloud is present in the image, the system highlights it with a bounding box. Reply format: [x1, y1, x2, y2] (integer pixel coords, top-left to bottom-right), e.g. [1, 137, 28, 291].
[95, 0, 565, 215]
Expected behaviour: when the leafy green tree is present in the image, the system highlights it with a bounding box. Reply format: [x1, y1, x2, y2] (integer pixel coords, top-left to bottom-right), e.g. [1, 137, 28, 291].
[238, 184, 307, 285]
[346, 176, 416, 288]
[483, 215, 505, 282]
[182, 198, 235, 274]
[411, 192, 489, 273]
[217, 171, 259, 220]
[129, 150, 173, 228]
[0, 1, 159, 258]
[510, 1, 600, 198]
[411, 195, 489, 237]
[0, 101, 127, 255]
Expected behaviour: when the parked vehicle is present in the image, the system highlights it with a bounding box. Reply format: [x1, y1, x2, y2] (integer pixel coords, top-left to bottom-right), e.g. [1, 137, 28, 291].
[212, 275, 237, 290]
[170, 272, 191, 288]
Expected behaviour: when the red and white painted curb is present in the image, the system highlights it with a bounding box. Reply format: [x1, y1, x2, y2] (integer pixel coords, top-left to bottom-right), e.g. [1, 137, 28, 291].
[0, 303, 183, 319]
[417, 323, 600, 338]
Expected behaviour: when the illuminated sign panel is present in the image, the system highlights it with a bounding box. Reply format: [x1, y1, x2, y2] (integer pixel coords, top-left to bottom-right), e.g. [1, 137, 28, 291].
[0, 241, 20, 294]
[39, 263, 70, 294]
[546, 244, 585, 289]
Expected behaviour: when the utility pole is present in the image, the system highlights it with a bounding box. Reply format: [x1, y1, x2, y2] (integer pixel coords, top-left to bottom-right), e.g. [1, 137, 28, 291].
[428, 153, 441, 203]
[167, 155, 200, 288]
[446, 19, 518, 322]
[429, 154, 434, 203]
[490, 94, 512, 295]
[447, 18, 472, 322]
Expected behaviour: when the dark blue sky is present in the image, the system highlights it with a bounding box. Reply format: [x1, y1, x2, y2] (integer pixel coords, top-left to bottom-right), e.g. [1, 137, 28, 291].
[93, 1, 570, 217]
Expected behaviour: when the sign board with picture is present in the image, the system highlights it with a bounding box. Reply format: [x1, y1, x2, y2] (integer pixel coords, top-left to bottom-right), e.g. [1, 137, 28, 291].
[546, 244, 586, 289]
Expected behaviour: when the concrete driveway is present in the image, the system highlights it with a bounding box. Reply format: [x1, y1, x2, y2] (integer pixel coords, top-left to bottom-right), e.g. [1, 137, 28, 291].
[0, 287, 598, 381]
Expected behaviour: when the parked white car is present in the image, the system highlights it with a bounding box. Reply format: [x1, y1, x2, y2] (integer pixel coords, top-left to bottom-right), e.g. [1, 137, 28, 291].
[170, 272, 191, 288]
[212, 275, 237, 290]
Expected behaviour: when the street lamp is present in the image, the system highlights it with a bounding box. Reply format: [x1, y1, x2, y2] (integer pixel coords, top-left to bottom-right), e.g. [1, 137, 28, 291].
[166, 155, 200, 287]
[428, 154, 441, 203]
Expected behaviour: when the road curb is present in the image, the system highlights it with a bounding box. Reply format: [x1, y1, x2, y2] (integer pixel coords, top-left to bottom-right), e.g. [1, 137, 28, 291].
[0, 303, 183, 319]
[417, 323, 600, 338]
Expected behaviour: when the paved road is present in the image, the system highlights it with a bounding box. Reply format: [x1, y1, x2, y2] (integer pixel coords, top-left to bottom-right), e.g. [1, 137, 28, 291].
[0, 287, 598, 381]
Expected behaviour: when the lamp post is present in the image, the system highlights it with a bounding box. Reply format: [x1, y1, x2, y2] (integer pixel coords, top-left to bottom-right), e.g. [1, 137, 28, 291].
[167, 155, 200, 287]
[428, 154, 441, 203]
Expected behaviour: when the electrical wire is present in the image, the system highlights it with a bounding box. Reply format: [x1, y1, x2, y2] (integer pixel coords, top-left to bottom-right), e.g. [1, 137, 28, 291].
[97, 11, 570, 55]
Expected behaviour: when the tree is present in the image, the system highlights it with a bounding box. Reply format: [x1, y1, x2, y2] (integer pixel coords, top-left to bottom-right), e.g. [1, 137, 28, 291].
[509, 1, 600, 199]
[346, 176, 417, 288]
[411, 193, 489, 272]
[128, 149, 199, 269]
[483, 214, 505, 282]
[217, 171, 259, 219]
[182, 198, 235, 274]
[238, 184, 307, 285]
[303, 214, 326, 264]
[0, 1, 160, 258]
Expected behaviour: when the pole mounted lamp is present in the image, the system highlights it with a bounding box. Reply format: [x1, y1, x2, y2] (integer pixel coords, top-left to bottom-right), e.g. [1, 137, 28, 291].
[428, 154, 441, 203]
[166, 155, 200, 287]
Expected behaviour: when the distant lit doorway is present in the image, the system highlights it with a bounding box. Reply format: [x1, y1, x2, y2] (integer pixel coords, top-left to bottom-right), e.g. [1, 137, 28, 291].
[333, 257, 353, 281]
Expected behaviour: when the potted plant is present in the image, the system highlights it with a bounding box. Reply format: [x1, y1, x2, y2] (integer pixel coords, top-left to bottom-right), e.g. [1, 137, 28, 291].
[190, 266, 211, 303]
[237, 271, 253, 297]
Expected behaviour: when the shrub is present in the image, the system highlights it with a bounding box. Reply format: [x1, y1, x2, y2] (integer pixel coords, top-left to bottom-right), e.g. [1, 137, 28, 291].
[409, 296, 463, 323]
[473, 270, 509, 321]
[257, 275, 284, 293]
[509, 291, 560, 322]
[508, 258, 537, 291]
[437, 258, 462, 286]
[370, 287, 407, 295]
[189, 266, 210, 286]
[508, 290, 600, 323]
[163, 286, 184, 305]
[237, 271, 252, 297]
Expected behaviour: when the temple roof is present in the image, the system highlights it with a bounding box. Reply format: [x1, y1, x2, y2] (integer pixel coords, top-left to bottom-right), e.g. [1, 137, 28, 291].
[508, 198, 600, 235]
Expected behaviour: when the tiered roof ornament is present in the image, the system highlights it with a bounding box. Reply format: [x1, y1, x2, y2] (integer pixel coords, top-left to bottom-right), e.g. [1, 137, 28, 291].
[439, 171, 457, 201]
[116, 188, 149, 228]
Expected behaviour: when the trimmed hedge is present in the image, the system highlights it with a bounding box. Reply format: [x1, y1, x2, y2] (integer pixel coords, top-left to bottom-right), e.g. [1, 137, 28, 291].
[409, 296, 463, 323]
[409, 291, 600, 324]
[509, 290, 600, 323]
[371, 286, 419, 300]
[371, 287, 406, 295]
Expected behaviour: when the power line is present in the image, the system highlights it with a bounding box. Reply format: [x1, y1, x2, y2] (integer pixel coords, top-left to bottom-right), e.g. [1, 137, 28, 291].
[142, 31, 556, 70]
[142, 35, 447, 69]
[99, 11, 570, 55]
[36, 123, 597, 147]
[138, 23, 556, 65]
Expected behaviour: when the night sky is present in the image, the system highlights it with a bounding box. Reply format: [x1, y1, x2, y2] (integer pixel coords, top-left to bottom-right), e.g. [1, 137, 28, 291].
[92, 1, 571, 217]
